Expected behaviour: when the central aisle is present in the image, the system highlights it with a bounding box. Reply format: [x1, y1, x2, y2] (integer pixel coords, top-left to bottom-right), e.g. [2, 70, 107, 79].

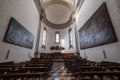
[48, 62, 75, 80]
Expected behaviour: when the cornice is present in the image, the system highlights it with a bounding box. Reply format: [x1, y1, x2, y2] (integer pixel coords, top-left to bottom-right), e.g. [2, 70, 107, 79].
[42, 16, 73, 29]
[43, 0, 75, 13]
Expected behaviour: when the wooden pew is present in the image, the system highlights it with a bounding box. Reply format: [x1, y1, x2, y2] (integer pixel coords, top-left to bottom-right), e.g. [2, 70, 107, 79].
[0, 61, 51, 80]
[0, 61, 14, 65]
[63, 53, 75, 59]
[107, 66, 120, 71]
[0, 64, 23, 69]
[0, 72, 48, 80]
[76, 71, 120, 80]
[20, 67, 49, 73]
[70, 66, 104, 74]
[0, 57, 53, 80]
[30, 58, 53, 64]
[26, 63, 51, 67]
[64, 57, 120, 80]
[40, 53, 54, 59]
[99, 61, 120, 66]
[0, 61, 20, 74]
[0, 68, 11, 74]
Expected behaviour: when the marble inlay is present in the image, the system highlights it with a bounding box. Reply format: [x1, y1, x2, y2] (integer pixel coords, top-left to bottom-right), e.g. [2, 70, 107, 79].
[47, 62, 75, 80]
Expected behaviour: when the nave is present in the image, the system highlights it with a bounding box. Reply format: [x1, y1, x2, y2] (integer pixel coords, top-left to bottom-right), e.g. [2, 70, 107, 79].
[0, 0, 120, 80]
[0, 53, 120, 80]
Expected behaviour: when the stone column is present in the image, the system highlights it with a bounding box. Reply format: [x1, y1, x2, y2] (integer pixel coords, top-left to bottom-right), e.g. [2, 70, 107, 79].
[73, 22, 80, 56]
[34, 20, 41, 58]
[34, 0, 46, 58]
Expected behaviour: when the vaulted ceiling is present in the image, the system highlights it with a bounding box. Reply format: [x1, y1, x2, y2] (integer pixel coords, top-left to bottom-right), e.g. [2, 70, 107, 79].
[45, 4, 72, 24]
[35, 0, 84, 29]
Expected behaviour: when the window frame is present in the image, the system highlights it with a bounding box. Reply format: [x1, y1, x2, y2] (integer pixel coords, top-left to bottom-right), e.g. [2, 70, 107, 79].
[41, 28, 47, 49]
[55, 32, 60, 44]
[69, 28, 73, 49]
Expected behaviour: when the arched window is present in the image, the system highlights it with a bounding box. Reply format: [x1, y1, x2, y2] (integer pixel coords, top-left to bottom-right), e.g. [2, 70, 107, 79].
[41, 28, 47, 49]
[55, 32, 60, 43]
[69, 28, 73, 49]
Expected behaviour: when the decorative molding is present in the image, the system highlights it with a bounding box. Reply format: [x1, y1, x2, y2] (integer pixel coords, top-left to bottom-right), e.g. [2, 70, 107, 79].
[34, 0, 43, 14]
[43, 0, 75, 12]
[42, 16, 73, 29]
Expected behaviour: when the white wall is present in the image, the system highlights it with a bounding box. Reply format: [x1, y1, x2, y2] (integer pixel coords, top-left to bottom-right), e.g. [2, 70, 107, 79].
[77, 0, 120, 62]
[39, 23, 76, 53]
[0, 0, 39, 62]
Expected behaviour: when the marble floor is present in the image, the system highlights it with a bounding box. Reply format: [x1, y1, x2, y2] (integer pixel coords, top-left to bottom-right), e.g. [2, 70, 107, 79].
[47, 62, 75, 80]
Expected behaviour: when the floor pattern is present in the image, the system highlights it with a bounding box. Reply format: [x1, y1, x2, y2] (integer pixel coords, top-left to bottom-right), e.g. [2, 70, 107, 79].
[47, 62, 75, 80]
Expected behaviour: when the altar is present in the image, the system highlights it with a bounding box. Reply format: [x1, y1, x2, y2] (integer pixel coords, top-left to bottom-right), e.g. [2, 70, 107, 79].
[50, 46, 65, 53]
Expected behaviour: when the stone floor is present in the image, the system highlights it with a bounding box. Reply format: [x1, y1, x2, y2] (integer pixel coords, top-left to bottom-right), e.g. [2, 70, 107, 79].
[47, 62, 75, 80]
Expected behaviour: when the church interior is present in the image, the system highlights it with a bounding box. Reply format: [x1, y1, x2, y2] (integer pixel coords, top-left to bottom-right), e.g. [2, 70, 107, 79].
[0, 0, 120, 80]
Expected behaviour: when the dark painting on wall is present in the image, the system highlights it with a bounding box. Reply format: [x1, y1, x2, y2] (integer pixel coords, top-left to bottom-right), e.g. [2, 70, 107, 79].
[79, 3, 117, 49]
[4, 18, 35, 49]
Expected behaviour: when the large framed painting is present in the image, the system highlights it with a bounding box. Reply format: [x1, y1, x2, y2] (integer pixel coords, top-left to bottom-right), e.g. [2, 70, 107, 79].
[117, 0, 120, 13]
[4, 18, 35, 49]
[79, 3, 117, 49]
